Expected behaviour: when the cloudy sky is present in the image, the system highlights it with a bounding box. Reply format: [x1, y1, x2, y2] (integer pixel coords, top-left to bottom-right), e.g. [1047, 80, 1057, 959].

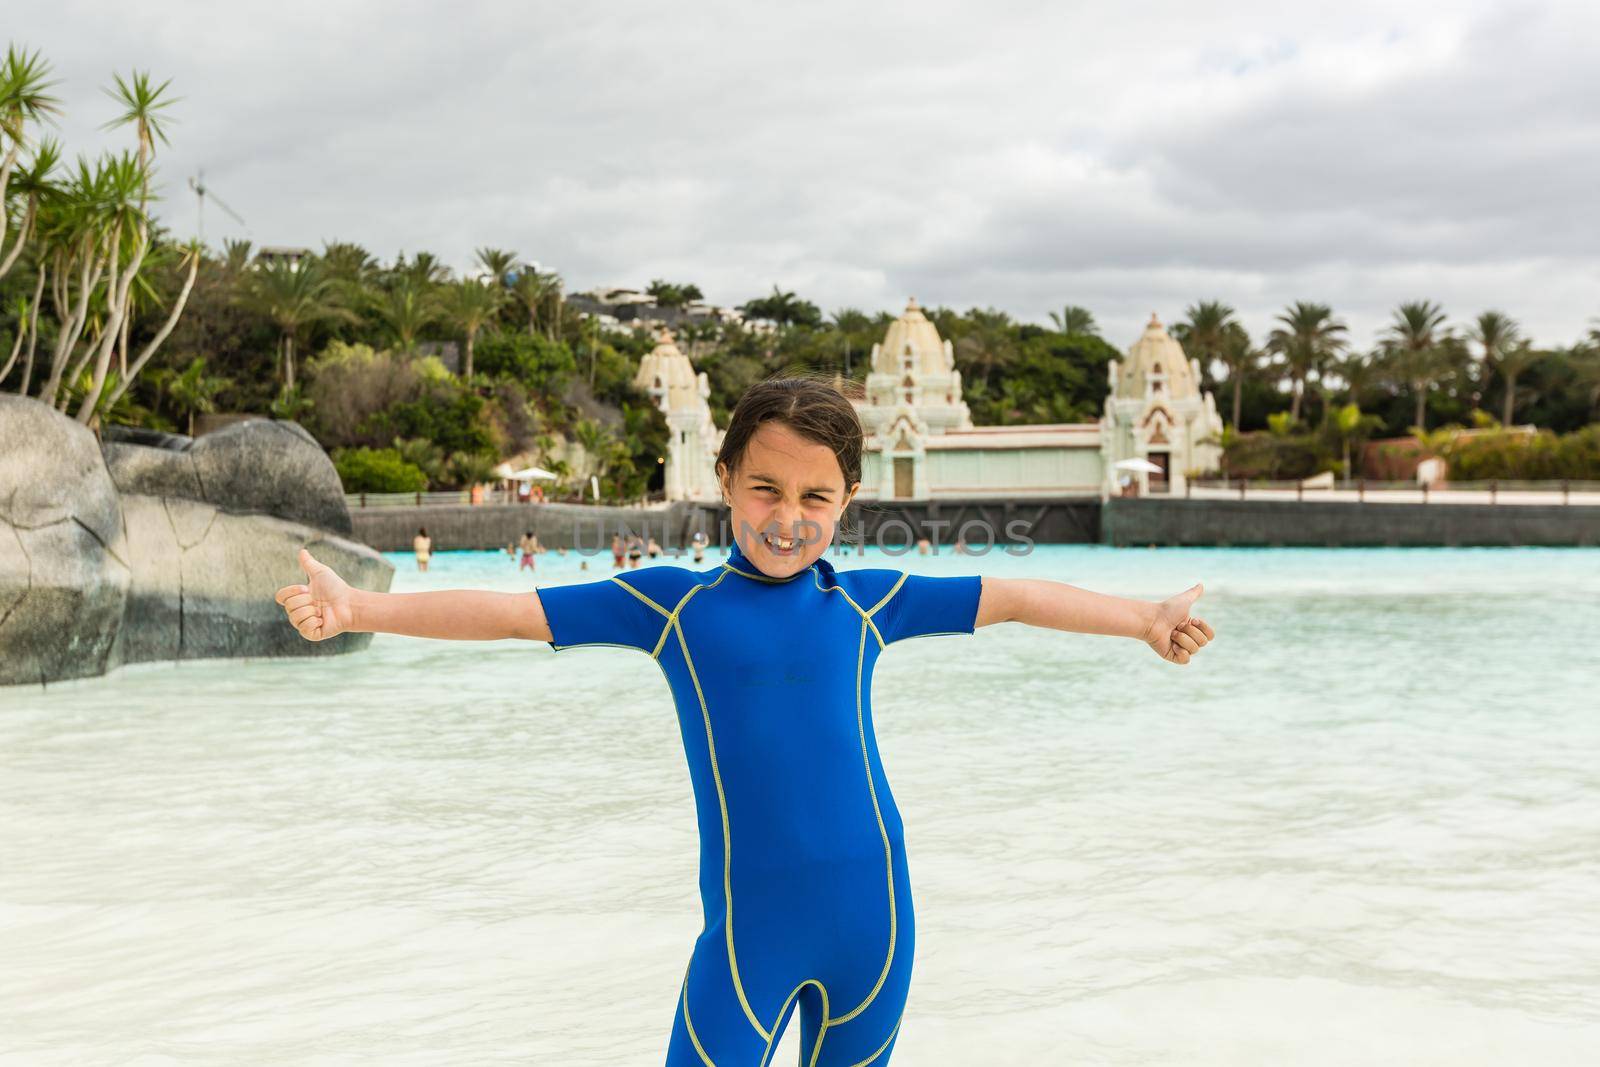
[22, 0, 1600, 349]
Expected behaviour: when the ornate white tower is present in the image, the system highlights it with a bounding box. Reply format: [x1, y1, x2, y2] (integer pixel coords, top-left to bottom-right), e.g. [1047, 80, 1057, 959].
[634, 329, 725, 501]
[853, 298, 974, 500]
[1102, 313, 1224, 495]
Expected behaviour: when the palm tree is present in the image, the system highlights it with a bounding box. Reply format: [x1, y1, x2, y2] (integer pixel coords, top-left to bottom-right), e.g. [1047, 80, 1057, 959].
[0, 46, 62, 283]
[647, 279, 703, 311]
[511, 267, 562, 338]
[1, 137, 60, 279]
[241, 257, 343, 389]
[74, 70, 183, 423]
[440, 278, 503, 378]
[73, 151, 155, 424]
[1215, 322, 1259, 430]
[1469, 311, 1532, 425]
[1326, 348, 1379, 408]
[954, 308, 1017, 392]
[157, 356, 232, 435]
[320, 240, 378, 285]
[1173, 301, 1237, 421]
[101, 238, 203, 414]
[1267, 301, 1347, 424]
[1382, 300, 1450, 431]
[578, 313, 602, 387]
[573, 418, 615, 488]
[740, 286, 821, 330]
[372, 276, 440, 354]
[1048, 305, 1098, 336]
[1566, 337, 1600, 420]
[395, 250, 450, 288]
[475, 247, 518, 286]
[222, 238, 254, 275]
[101, 70, 176, 171]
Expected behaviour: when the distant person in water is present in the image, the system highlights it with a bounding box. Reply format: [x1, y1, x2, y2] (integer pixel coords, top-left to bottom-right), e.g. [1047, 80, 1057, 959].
[691, 530, 707, 564]
[413, 527, 432, 572]
[611, 534, 626, 570]
[627, 534, 643, 568]
[647, 536, 662, 559]
[519, 532, 538, 572]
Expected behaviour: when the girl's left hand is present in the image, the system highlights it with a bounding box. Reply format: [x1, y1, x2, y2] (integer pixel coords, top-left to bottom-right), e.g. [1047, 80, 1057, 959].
[1144, 583, 1215, 665]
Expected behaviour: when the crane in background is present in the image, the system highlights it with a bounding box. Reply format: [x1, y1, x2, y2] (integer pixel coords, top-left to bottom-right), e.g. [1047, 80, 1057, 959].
[188, 170, 247, 243]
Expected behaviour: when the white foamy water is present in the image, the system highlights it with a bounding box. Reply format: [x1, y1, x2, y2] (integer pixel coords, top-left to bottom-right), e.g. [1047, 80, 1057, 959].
[3, 545, 1599, 1065]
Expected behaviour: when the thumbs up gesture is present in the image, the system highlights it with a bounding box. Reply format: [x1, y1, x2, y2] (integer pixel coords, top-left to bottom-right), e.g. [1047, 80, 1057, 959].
[274, 547, 356, 642]
[1144, 582, 1215, 665]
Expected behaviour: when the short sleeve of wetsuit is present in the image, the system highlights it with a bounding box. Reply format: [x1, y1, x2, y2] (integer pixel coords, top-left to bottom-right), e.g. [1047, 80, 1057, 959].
[875, 572, 984, 645]
[534, 577, 668, 653]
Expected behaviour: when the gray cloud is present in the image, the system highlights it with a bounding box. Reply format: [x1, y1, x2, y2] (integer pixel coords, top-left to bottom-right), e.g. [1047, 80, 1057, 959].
[20, 0, 1600, 351]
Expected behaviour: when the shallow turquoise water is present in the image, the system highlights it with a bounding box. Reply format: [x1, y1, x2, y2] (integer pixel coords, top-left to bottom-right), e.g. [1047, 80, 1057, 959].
[2, 545, 1598, 1064]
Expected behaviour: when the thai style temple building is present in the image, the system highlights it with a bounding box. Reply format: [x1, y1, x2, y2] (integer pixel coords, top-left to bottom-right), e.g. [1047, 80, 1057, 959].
[634, 329, 725, 502]
[1101, 312, 1225, 496]
[644, 301, 1224, 502]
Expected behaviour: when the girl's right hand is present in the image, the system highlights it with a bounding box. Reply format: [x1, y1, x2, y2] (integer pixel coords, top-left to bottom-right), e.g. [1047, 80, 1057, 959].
[274, 548, 355, 642]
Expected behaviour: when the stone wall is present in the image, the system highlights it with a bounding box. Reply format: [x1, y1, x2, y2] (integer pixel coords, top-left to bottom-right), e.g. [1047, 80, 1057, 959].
[1, 397, 392, 687]
[351, 500, 722, 553]
[1103, 497, 1600, 547]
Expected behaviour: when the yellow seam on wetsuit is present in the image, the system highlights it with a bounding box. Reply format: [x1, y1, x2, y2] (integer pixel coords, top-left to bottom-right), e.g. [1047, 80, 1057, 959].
[810, 568, 886, 649]
[849, 1016, 903, 1066]
[681, 968, 718, 1066]
[757, 978, 831, 1067]
[674, 610, 771, 1042]
[826, 615, 898, 1029]
[651, 570, 732, 659]
[865, 572, 908, 619]
[609, 575, 671, 617]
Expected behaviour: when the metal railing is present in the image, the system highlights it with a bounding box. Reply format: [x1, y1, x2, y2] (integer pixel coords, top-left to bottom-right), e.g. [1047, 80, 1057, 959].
[344, 490, 669, 509]
[1179, 478, 1600, 506]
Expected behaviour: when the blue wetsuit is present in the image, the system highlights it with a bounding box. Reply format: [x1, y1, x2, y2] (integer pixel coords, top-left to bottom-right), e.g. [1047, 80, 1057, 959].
[534, 540, 983, 1066]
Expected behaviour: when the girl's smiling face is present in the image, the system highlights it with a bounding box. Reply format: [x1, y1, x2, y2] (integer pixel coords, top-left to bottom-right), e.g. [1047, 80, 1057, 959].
[718, 421, 859, 578]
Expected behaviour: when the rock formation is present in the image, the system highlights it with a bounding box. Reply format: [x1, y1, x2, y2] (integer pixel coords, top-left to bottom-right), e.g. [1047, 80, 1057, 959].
[1, 396, 392, 687]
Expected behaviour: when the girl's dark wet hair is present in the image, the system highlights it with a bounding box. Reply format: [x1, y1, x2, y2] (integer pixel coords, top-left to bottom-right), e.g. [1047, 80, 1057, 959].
[716, 374, 864, 491]
[715, 374, 866, 544]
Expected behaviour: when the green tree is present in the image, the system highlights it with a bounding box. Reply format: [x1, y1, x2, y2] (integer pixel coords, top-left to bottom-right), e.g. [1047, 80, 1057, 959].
[1215, 322, 1259, 431]
[332, 446, 428, 493]
[371, 275, 440, 353]
[740, 286, 821, 329]
[475, 247, 517, 286]
[0, 46, 62, 284]
[440, 278, 504, 379]
[511, 266, 563, 338]
[647, 279, 704, 309]
[1048, 304, 1098, 336]
[154, 355, 231, 435]
[1174, 301, 1239, 423]
[1381, 300, 1451, 431]
[241, 257, 345, 389]
[1267, 301, 1347, 424]
[1469, 311, 1539, 426]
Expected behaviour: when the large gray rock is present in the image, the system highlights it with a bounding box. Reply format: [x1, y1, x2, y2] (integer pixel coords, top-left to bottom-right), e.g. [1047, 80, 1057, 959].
[110, 497, 382, 665]
[102, 439, 205, 500]
[1, 396, 391, 688]
[190, 419, 353, 536]
[0, 396, 131, 685]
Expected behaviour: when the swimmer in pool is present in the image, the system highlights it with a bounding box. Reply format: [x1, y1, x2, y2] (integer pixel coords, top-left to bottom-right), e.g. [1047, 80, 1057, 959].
[274, 376, 1215, 1065]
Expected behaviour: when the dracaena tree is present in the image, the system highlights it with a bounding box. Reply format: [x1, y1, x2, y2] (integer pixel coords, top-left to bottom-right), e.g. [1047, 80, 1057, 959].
[2, 53, 199, 428]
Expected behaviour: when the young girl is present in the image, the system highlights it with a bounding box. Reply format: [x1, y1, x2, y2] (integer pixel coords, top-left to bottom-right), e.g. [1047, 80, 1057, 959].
[275, 377, 1214, 1066]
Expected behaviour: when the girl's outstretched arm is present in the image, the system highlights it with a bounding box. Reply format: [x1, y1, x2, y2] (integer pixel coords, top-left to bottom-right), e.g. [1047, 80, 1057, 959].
[974, 576, 1215, 665]
[274, 548, 551, 643]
